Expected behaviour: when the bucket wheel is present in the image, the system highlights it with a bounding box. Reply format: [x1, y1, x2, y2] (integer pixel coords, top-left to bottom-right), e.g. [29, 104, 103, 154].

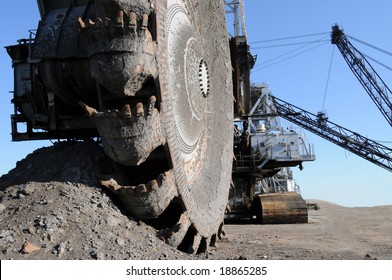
[154, 0, 233, 251]
[83, 0, 233, 253]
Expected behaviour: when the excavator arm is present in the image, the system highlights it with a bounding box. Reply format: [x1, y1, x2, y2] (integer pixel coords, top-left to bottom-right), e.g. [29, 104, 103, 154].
[331, 25, 392, 127]
[272, 96, 392, 172]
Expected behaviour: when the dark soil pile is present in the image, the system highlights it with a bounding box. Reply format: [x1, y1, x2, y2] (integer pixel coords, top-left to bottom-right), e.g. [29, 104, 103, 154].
[0, 142, 194, 260]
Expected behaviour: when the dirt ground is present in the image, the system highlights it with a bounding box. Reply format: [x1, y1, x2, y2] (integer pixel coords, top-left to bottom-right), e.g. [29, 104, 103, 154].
[0, 142, 391, 260]
[210, 200, 392, 260]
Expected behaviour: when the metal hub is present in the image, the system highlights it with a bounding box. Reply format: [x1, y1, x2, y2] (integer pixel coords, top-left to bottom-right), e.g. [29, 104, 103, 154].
[199, 59, 210, 98]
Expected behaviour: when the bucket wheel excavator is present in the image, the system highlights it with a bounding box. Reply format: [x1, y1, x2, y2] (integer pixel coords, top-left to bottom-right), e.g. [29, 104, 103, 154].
[5, 0, 233, 253]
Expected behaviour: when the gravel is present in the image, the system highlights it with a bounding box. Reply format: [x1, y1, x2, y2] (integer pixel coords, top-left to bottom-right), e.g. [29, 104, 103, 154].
[0, 142, 194, 260]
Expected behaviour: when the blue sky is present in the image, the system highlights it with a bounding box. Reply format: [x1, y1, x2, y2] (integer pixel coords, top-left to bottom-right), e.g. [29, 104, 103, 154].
[0, 2, 51, 177]
[0, 1, 391, 206]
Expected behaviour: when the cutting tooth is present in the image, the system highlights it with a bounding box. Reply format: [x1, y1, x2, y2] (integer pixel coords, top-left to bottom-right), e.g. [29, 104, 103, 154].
[88, 19, 95, 27]
[95, 18, 103, 28]
[148, 95, 157, 115]
[104, 17, 111, 27]
[115, 10, 124, 27]
[100, 179, 122, 191]
[158, 214, 191, 247]
[136, 102, 144, 116]
[135, 184, 147, 193]
[122, 104, 131, 117]
[77, 17, 86, 29]
[79, 101, 97, 117]
[129, 11, 137, 32]
[142, 13, 149, 30]
[147, 179, 158, 191]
